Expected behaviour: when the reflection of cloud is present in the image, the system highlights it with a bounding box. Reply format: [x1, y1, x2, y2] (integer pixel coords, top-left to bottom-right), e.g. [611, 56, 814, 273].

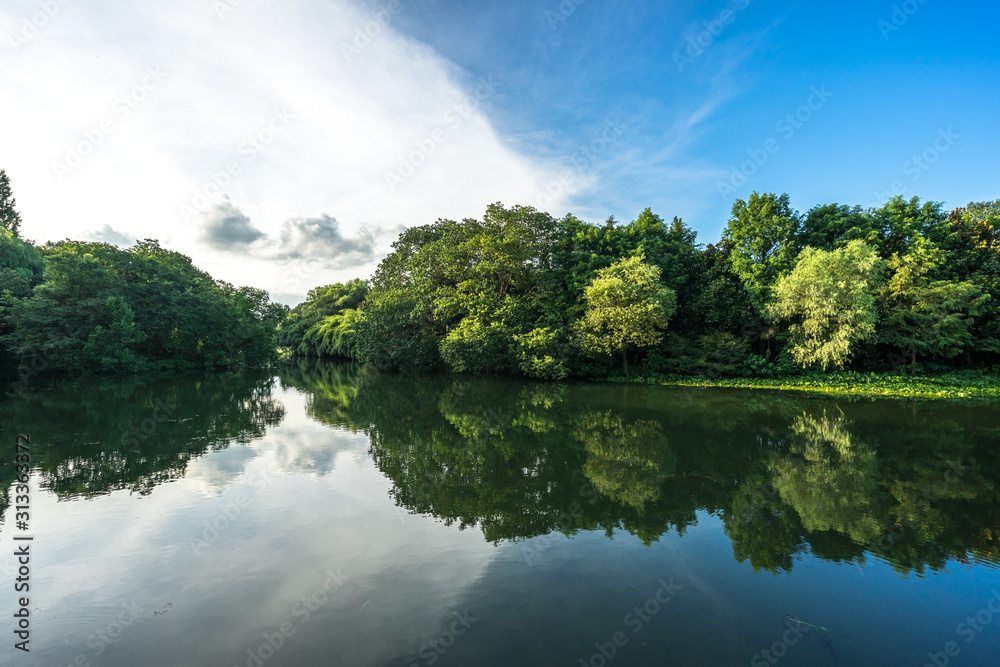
[183, 445, 259, 498]
[180, 387, 369, 491]
[24, 383, 499, 666]
[264, 425, 367, 476]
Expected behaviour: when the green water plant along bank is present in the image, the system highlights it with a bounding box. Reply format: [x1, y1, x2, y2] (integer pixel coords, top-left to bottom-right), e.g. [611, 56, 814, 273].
[615, 370, 1000, 400]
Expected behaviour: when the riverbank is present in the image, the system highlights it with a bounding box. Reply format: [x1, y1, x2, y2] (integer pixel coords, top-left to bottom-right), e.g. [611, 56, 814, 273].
[611, 370, 1000, 400]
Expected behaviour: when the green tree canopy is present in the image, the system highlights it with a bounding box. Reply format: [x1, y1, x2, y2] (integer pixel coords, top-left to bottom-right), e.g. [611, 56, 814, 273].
[880, 237, 990, 364]
[277, 280, 369, 358]
[0, 170, 22, 237]
[770, 240, 884, 370]
[798, 203, 877, 251]
[3, 240, 284, 374]
[723, 192, 801, 309]
[575, 254, 677, 376]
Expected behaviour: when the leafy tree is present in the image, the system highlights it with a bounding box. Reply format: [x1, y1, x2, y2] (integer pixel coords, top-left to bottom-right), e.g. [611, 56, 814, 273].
[798, 203, 877, 251]
[354, 288, 440, 371]
[575, 254, 676, 376]
[3, 240, 283, 374]
[880, 238, 990, 364]
[946, 202, 1000, 356]
[722, 192, 801, 308]
[277, 280, 368, 357]
[439, 307, 515, 374]
[769, 241, 884, 370]
[869, 196, 951, 258]
[512, 327, 570, 380]
[79, 296, 147, 372]
[0, 228, 44, 299]
[299, 309, 365, 360]
[684, 242, 757, 338]
[0, 170, 22, 237]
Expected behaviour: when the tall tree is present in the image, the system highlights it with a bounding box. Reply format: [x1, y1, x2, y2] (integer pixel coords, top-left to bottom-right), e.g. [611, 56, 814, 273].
[575, 254, 676, 376]
[880, 238, 989, 364]
[769, 241, 884, 370]
[869, 196, 950, 259]
[945, 202, 1000, 357]
[0, 170, 22, 237]
[722, 192, 801, 309]
[798, 203, 877, 251]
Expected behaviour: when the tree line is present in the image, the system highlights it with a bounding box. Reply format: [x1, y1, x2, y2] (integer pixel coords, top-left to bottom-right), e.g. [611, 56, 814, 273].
[280, 194, 999, 379]
[2, 165, 997, 379]
[0, 170, 288, 378]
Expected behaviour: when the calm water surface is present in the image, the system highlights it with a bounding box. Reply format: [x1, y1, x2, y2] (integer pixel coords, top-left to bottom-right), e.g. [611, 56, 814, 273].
[1, 360, 999, 666]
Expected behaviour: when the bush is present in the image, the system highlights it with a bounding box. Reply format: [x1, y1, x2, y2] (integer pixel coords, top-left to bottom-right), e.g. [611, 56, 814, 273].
[439, 317, 512, 374]
[513, 327, 570, 380]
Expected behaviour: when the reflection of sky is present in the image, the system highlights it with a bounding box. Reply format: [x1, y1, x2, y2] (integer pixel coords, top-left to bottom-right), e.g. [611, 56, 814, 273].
[0, 386, 500, 667]
[185, 390, 365, 496]
[2, 386, 1000, 666]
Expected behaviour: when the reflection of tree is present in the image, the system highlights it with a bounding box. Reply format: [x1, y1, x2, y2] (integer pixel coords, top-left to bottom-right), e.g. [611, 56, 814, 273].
[770, 412, 883, 546]
[575, 412, 675, 510]
[725, 478, 805, 574]
[279, 357, 366, 431]
[868, 420, 996, 574]
[0, 369, 284, 510]
[279, 359, 1000, 575]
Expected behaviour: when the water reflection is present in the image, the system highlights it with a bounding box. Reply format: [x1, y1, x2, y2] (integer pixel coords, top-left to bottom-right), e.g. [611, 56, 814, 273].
[0, 369, 283, 517]
[2, 359, 999, 580]
[279, 360, 1000, 576]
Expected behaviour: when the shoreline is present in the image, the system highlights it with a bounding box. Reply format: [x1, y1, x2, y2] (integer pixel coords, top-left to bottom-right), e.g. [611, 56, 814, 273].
[607, 371, 1000, 400]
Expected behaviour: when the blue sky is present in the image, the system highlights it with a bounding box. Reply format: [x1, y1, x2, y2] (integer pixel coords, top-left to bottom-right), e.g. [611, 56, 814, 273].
[1, 0, 997, 302]
[378, 0, 1000, 237]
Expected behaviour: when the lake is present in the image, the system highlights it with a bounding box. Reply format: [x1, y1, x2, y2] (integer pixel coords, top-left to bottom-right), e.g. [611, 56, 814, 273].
[1, 359, 999, 666]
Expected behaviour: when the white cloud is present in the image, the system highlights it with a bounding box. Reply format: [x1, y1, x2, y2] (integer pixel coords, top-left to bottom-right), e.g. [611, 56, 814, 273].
[198, 199, 379, 268]
[83, 223, 135, 246]
[0, 0, 563, 301]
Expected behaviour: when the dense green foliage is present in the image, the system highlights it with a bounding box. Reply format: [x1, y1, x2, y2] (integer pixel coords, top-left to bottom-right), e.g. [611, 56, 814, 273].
[1, 239, 287, 377]
[276, 280, 368, 358]
[575, 254, 676, 376]
[770, 240, 884, 370]
[285, 195, 999, 380]
[4, 161, 998, 381]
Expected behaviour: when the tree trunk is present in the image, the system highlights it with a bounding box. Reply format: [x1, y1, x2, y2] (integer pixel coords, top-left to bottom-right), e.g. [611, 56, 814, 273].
[622, 348, 629, 378]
